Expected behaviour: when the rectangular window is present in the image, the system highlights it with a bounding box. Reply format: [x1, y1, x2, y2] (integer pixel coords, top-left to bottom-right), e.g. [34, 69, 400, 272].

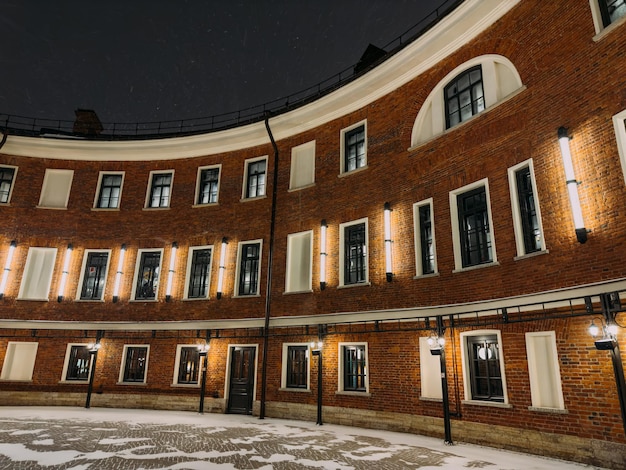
[413, 199, 437, 276]
[525, 331, 564, 410]
[185, 246, 213, 299]
[236, 241, 262, 296]
[120, 345, 149, 383]
[132, 250, 162, 300]
[174, 345, 201, 385]
[340, 220, 368, 286]
[290, 141, 315, 189]
[0, 342, 38, 381]
[612, 112, 626, 184]
[341, 122, 367, 173]
[419, 337, 443, 399]
[445, 65, 485, 128]
[63, 344, 91, 381]
[77, 250, 110, 300]
[508, 161, 545, 256]
[285, 231, 313, 293]
[95, 172, 124, 209]
[146, 171, 173, 208]
[599, 0, 626, 27]
[464, 333, 505, 402]
[340, 343, 368, 392]
[243, 157, 267, 199]
[18, 247, 58, 300]
[284, 345, 308, 389]
[0, 165, 17, 204]
[38, 169, 74, 209]
[196, 166, 221, 205]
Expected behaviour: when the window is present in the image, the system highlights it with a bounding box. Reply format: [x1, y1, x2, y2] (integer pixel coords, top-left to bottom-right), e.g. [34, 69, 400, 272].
[61, 344, 91, 381]
[339, 219, 368, 286]
[0, 342, 38, 381]
[339, 343, 368, 393]
[290, 141, 315, 190]
[120, 345, 149, 383]
[132, 249, 163, 300]
[281, 344, 309, 390]
[508, 160, 545, 256]
[599, 0, 626, 27]
[236, 241, 262, 296]
[613, 111, 626, 184]
[0, 165, 17, 204]
[243, 157, 267, 199]
[445, 65, 485, 128]
[18, 247, 57, 300]
[413, 199, 437, 276]
[525, 331, 565, 410]
[419, 337, 442, 399]
[185, 246, 213, 299]
[94, 172, 124, 209]
[285, 231, 313, 293]
[77, 250, 110, 300]
[195, 166, 221, 205]
[146, 171, 173, 208]
[38, 169, 74, 209]
[173, 345, 201, 385]
[450, 180, 496, 270]
[461, 331, 508, 403]
[341, 121, 367, 174]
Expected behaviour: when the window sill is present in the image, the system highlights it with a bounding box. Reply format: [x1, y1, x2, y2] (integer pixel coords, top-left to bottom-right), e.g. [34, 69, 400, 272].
[75, 299, 105, 303]
[183, 297, 210, 301]
[36, 205, 67, 210]
[0, 379, 33, 383]
[17, 298, 49, 302]
[240, 195, 267, 203]
[283, 289, 313, 295]
[528, 406, 568, 414]
[335, 390, 371, 397]
[233, 294, 261, 298]
[116, 382, 147, 386]
[279, 387, 311, 393]
[453, 261, 500, 274]
[413, 272, 440, 280]
[171, 383, 200, 388]
[129, 299, 158, 302]
[514, 249, 549, 261]
[593, 15, 626, 42]
[91, 207, 120, 212]
[288, 183, 316, 192]
[419, 396, 443, 402]
[462, 399, 511, 409]
[338, 165, 369, 178]
[59, 380, 89, 384]
[142, 207, 170, 211]
[192, 202, 219, 208]
[337, 282, 371, 289]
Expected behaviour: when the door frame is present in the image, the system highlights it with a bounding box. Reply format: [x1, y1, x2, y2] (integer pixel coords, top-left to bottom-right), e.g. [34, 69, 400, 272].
[224, 343, 259, 413]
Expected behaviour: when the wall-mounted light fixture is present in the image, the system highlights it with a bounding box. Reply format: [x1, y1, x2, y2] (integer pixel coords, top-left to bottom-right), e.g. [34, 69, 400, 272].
[57, 244, 73, 302]
[0, 240, 17, 299]
[112, 244, 127, 303]
[384, 202, 393, 282]
[320, 220, 327, 290]
[558, 127, 588, 244]
[216, 237, 228, 299]
[165, 241, 178, 302]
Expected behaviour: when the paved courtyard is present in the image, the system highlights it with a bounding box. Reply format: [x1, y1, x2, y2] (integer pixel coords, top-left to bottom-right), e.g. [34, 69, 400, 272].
[0, 406, 606, 469]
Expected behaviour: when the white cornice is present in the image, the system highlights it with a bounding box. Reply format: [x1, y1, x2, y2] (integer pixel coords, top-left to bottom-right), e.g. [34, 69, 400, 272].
[0, 0, 519, 162]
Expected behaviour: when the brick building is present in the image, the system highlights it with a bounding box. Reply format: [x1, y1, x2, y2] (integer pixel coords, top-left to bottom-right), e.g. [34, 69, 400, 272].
[1, 1, 626, 467]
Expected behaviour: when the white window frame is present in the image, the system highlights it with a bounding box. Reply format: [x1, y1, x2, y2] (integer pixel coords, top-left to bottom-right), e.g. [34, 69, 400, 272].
[460, 330, 509, 406]
[289, 140, 316, 190]
[242, 156, 268, 200]
[340, 120, 368, 175]
[508, 159, 546, 257]
[93, 171, 125, 210]
[60, 343, 92, 383]
[337, 342, 370, 395]
[75, 249, 111, 301]
[285, 230, 313, 293]
[18, 247, 58, 301]
[419, 336, 443, 400]
[144, 170, 174, 209]
[130, 248, 164, 301]
[38, 169, 74, 209]
[0, 341, 38, 381]
[589, 0, 626, 36]
[118, 344, 150, 384]
[194, 164, 221, 206]
[338, 218, 369, 287]
[449, 178, 498, 272]
[525, 331, 565, 411]
[413, 198, 438, 277]
[234, 239, 263, 297]
[613, 109, 626, 185]
[280, 343, 311, 391]
[172, 344, 202, 387]
[0, 164, 18, 204]
[184, 245, 214, 300]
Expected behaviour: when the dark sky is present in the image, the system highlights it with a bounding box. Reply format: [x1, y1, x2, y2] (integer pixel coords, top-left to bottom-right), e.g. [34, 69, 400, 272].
[0, 1, 442, 124]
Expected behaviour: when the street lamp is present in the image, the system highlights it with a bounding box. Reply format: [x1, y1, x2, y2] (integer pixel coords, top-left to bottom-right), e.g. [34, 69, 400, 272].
[198, 343, 210, 414]
[428, 316, 452, 445]
[311, 340, 323, 425]
[85, 333, 103, 409]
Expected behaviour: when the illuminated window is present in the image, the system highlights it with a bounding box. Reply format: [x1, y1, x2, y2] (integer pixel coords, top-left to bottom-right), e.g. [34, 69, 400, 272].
[78, 250, 110, 301]
[18, 247, 57, 300]
[62, 344, 91, 381]
[173, 345, 201, 385]
[132, 249, 162, 301]
[285, 231, 312, 293]
[339, 343, 368, 393]
[0, 342, 38, 381]
[290, 141, 315, 189]
[39, 169, 74, 209]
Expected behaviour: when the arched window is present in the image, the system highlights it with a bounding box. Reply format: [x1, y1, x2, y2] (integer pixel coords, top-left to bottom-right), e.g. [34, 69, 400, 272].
[444, 65, 485, 129]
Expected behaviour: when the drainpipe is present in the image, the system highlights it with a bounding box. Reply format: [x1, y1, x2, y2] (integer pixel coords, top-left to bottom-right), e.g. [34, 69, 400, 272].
[0, 128, 8, 150]
[259, 112, 279, 419]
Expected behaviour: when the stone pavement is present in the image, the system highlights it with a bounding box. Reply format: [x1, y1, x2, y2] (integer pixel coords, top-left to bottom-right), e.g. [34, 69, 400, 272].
[0, 407, 605, 469]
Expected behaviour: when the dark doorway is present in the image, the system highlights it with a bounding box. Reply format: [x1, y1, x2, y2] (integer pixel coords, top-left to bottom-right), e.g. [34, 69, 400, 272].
[227, 346, 256, 414]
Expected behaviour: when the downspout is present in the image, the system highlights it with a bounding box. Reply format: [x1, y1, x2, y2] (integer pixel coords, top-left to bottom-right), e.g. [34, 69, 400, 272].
[0, 129, 8, 150]
[259, 112, 279, 419]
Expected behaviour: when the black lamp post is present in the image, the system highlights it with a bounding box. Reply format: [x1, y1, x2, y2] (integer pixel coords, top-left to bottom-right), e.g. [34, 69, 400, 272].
[85, 333, 103, 409]
[198, 343, 209, 414]
[428, 316, 453, 445]
[311, 340, 323, 425]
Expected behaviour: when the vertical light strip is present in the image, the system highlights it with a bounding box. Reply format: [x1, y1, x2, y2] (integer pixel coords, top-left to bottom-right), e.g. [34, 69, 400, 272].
[216, 237, 228, 299]
[0, 240, 17, 299]
[57, 244, 73, 302]
[112, 244, 127, 302]
[558, 127, 587, 243]
[166, 242, 178, 301]
[320, 219, 327, 290]
[384, 202, 393, 281]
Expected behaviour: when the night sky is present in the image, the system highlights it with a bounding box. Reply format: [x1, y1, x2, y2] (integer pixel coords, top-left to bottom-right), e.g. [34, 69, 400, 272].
[0, 1, 443, 124]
